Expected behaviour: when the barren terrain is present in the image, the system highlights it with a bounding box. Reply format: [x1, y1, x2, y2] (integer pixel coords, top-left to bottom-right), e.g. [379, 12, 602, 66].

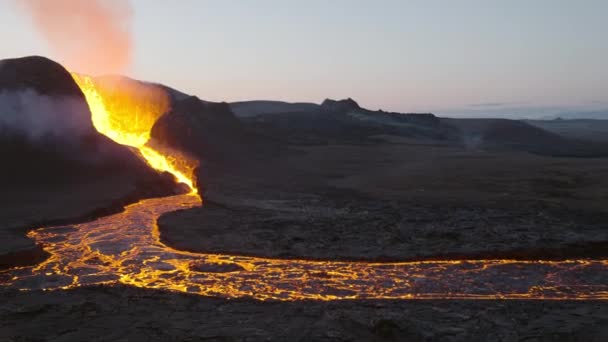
[160, 142, 608, 261]
[2, 286, 608, 341]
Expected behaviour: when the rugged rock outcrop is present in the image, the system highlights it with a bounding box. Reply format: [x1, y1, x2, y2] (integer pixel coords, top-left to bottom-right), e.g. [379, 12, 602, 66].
[320, 97, 360, 113]
[0, 56, 85, 97]
[150, 96, 244, 161]
[241, 97, 456, 143]
[150, 95, 282, 195]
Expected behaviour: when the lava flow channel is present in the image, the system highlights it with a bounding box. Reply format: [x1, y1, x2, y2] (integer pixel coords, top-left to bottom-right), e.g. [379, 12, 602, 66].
[1, 75, 607, 300]
[0, 193, 607, 300]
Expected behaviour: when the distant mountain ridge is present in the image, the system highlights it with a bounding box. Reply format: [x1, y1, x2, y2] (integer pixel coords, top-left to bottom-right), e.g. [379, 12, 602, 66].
[238, 98, 456, 144]
[230, 100, 319, 117]
[526, 119, 608, 143]
[4, 56, 605, 166]
[542, 109, 608, 120]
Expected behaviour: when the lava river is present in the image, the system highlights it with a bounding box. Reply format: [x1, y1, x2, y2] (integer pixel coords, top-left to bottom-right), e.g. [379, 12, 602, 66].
[1, 193, 607, 300]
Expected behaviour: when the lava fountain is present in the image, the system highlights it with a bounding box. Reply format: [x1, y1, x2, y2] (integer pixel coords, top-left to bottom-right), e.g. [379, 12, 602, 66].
[71, 73, 197, 192]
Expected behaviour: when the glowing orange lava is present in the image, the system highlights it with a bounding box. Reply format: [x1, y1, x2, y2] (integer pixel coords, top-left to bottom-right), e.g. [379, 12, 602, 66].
[70, 73, 197, 192]
[1, 194, 606, 300]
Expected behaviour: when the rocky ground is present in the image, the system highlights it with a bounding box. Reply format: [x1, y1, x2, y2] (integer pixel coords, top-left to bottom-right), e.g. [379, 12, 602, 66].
[3, 141, 608, 341]
[0, 172, 176, 270]
[2, 285, 608, 342]
[160, 191, 608, 261]
[160, 142, 608, 261]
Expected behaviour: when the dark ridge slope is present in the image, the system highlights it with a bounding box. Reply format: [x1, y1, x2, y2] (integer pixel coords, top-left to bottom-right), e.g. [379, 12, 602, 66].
[443, 118, 608, 157]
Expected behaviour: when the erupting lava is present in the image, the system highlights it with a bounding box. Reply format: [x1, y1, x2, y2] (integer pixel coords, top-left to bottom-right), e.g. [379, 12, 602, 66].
[70, 73, 197, 192]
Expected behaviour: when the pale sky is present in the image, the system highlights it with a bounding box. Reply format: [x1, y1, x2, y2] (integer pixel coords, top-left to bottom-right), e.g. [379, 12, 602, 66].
[1, 0, 607, 116]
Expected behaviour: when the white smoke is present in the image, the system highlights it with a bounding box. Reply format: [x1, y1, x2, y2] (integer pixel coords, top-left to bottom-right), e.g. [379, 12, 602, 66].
[0, 89, 93, 141]
[462, 133, 485, 151]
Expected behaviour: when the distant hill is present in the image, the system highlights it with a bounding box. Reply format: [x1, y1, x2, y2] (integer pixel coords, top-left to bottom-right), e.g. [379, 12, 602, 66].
[228, 98, 608, 156]
[230, 100, 319, 118]
[0, 56, 84, 97]
[526, 119, 608, 143]
[442, 118, 608, 157]
[240, 98, 456, 144]
[8, 57, 602, 163]
[542, 110, 608, 120]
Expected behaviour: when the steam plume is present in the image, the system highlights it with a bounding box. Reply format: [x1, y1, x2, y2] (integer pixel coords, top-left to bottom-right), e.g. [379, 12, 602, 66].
[0, 90, 93, 141]
[17, 0, 133, 75]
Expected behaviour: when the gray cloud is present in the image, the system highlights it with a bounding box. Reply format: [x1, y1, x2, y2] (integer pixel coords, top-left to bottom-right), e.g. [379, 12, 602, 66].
[468, 102, 525, 108]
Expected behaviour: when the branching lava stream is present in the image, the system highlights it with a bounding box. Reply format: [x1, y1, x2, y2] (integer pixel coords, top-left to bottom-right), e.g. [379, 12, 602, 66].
[1, 193, 607, 300]
[1, 75, 606, 300]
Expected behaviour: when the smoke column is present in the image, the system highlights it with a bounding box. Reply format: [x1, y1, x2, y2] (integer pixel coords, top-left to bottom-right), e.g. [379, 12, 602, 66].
[16, 0, 133, 75]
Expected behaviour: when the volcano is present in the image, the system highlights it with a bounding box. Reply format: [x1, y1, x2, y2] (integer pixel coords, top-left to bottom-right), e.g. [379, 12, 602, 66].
[0, 56, 185, 265]
[70, 73, 197, 191]
[0, 56, 185, 188]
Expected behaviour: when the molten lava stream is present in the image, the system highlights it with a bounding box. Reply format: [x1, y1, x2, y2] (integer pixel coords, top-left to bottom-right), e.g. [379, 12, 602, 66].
[1, 193, 606, 300]
[70, 73, 197, 193]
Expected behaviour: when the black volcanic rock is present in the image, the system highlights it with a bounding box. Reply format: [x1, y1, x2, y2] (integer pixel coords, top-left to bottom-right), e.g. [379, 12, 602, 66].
[0, 56, 83, 96]
[150, 96, 243, 160]
[150, 95, 285, 195]
[189, 261, 245, 273]
[241, 97, 456, 143]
